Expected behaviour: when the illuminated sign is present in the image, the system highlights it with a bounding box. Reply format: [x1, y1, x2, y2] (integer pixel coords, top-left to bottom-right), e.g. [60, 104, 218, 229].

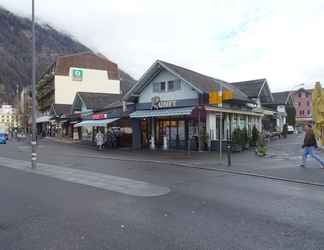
[92, 114, 108, 120]
[72, 69, 83, 81]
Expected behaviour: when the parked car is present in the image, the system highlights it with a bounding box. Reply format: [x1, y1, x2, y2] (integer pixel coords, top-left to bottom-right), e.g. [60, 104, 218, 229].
[0, 133, 7, 144]
[287, 125, 295, 134]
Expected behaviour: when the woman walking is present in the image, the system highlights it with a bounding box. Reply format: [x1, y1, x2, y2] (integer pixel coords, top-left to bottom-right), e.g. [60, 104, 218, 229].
[95, 130, 104, 151]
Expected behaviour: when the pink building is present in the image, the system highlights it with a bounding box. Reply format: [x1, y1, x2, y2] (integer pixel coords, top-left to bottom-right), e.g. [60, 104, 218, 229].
[290, 88, 313, 124]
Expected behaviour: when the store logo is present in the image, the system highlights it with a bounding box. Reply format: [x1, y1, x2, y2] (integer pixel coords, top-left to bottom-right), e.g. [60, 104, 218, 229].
[72, 69, 83, 81]
[151, 96, 176, 109]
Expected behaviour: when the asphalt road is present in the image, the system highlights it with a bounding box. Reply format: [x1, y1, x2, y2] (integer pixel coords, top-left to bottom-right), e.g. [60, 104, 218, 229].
[0, 140, 324, 249]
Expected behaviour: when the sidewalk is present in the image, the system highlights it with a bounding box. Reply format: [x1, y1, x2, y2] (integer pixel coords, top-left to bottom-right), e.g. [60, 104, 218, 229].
[42, 135, 324, 187]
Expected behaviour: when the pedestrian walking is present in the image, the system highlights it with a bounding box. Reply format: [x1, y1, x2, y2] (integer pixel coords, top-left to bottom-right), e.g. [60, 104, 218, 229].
[95, 130, 104, 151]
[300, 124, 324, 168]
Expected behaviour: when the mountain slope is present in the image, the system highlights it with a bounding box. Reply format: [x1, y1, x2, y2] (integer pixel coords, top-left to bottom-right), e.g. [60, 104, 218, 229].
[0, 7, 136, 103]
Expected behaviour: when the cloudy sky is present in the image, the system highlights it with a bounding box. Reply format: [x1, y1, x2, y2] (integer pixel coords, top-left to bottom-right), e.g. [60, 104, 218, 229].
[2, 0, 324, 91]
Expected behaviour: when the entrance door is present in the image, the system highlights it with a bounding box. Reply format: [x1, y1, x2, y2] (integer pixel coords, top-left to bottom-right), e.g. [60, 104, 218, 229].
[140, 119, 150, 148]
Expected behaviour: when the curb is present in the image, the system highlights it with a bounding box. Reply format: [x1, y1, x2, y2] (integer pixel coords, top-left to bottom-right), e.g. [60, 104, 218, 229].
[60, 152, 324, 188]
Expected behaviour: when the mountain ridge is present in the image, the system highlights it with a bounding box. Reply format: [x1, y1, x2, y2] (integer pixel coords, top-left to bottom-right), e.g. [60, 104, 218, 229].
[0, 7, 136, 104]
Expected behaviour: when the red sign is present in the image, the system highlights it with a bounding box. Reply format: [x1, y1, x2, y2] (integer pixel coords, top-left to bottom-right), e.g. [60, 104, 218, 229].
[92, 114, 107, 120]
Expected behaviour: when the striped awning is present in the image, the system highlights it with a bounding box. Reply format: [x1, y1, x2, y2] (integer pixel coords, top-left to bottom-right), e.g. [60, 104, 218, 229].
[74, 118, 119, 127]
[130, 107, 194, 118]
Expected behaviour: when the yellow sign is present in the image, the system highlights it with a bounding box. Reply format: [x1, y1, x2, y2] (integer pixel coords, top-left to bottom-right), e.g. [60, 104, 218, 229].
[209, 91, 221, 104]
[208, 90, 233, 104]
[223, 90, 233, 100]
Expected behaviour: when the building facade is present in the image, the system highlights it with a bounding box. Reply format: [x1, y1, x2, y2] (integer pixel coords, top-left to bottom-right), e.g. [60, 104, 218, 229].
[37, 52, 121, 113]
[0, 104, 18, 132]
[124, 60, 263, 151]
[290, 88, 312, 124]
[36, 52, 129, 137]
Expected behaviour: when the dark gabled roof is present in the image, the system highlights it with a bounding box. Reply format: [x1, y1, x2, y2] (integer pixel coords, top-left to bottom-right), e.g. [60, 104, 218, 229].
[230, 79, 266, 98]
[52, 104, 72, 116]
[55, 52, 119, 80]
[158, 60, 250, 102]
[125, 60, 251, 103]
[272, 91, 290, 105]
[78, 92, 123, 110]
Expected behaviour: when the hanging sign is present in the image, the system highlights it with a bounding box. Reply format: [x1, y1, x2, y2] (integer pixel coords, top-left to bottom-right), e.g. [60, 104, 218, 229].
[208, 90, 233, 104]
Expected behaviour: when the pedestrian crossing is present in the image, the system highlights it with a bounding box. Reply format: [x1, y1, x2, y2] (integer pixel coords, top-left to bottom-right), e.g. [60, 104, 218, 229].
[0, 156, 170, 197]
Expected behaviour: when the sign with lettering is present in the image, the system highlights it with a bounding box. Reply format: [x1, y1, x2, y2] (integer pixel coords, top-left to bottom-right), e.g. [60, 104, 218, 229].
[151, 96, 177, 109]
[92, 114, 108, 120]
[208, 90, 233, 104]
[72, 69, 83, 81]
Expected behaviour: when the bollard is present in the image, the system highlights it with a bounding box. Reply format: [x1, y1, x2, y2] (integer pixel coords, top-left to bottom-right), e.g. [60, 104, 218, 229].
[227, 144, 231, 167]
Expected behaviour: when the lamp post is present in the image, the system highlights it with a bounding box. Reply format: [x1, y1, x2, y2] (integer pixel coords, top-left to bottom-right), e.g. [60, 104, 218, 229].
[31, 0, 37, 168]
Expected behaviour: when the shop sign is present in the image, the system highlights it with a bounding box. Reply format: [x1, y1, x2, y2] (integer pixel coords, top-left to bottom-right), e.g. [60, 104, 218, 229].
[92, 114, 108, 120]
[72, 69, 83, 81]
[151, 96, 177, 109]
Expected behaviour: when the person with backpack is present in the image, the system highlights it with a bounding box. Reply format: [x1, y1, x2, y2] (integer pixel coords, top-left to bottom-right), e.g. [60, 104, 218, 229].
[300, 124, 324, 168]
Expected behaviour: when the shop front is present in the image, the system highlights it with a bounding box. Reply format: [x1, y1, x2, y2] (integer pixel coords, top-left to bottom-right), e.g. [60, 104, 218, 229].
[124, 60, 263, 151]
[74, 105, 134, 148]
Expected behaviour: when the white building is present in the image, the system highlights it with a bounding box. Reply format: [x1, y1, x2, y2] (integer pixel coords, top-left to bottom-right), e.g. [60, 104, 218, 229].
[0, 104, 17, 131]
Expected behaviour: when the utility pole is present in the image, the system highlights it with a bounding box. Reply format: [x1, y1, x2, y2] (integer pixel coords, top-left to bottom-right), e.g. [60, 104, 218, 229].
[219, 84, 223, 161]
[31, 0, 37, 169]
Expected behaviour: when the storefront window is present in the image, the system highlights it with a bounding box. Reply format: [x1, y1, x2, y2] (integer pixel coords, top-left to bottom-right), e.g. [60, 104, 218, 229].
[178, 120, 185, 140]
[81, 126, 93, 141]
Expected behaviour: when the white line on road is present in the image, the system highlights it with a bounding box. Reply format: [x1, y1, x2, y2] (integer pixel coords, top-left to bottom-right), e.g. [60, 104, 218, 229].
[0, 156, 170, 197]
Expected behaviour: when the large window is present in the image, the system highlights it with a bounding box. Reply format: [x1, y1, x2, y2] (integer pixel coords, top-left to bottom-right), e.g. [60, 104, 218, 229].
[168, 80, 181, 91]
[153, 82, 166, 92]
[153, 80, 181, 93]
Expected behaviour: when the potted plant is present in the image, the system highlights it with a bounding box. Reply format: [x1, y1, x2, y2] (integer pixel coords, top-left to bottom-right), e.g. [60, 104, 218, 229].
[231, 128, 243, 152]
[250, 126, 259, 147]
[256, 132, 267, 157]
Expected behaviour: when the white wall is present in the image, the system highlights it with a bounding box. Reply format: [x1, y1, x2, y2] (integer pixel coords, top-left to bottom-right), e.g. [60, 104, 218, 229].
[55, 67, 120, 104]
[138, 69, 198, 103]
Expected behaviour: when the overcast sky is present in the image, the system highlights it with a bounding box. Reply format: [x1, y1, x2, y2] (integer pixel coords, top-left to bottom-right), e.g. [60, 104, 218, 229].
[2, 0, 324, 91]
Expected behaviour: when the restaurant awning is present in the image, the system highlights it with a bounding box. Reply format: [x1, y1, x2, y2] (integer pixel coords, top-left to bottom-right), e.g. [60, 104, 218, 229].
[74, 118, 120, 127]
[130, 107, 194, 118]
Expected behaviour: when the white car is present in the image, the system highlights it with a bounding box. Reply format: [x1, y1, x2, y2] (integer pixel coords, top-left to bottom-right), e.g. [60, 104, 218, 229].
[287, 125, 295, 134]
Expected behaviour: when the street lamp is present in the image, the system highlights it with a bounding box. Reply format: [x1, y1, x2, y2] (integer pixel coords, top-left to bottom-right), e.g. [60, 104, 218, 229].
[31, 0, 37, 168]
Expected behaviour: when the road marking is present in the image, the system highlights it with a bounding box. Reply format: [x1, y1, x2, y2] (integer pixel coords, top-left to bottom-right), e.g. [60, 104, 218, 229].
[0, 156, 170, 197]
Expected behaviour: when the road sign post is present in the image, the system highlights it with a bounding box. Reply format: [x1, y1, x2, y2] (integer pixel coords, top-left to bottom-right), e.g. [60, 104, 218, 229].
[31, 0, 37, 169]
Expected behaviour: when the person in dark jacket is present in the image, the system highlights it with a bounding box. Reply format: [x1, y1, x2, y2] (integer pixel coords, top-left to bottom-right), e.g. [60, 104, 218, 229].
[300, 124, 324, 168]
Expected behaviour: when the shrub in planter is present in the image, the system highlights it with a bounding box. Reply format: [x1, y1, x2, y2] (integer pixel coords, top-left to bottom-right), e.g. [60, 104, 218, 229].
[256, 132, 267, 157]
[231, 128, 243, 152]
[250, 126, 259, 147]
[256, 145, 267, 156]
[241, 128, 249, 149]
